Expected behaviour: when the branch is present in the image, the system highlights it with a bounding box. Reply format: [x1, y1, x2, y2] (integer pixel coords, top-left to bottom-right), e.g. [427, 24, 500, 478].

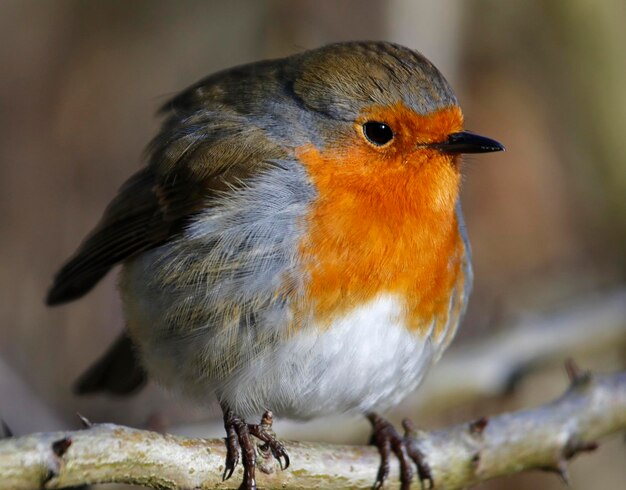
[1, 367, 625, 489]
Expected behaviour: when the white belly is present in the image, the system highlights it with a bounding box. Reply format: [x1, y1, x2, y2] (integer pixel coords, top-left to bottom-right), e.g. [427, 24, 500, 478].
[217, 293, 434, 419]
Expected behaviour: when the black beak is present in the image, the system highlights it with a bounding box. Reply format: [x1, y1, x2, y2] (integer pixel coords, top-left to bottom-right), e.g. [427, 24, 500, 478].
[430, 131, 505, 154]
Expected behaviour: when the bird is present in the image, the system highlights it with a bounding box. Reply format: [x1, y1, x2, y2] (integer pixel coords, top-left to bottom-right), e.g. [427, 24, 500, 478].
[47, 41, 504, 489]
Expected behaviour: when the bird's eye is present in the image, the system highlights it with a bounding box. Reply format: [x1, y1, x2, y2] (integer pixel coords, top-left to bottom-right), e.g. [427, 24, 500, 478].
[362, 121, 394, 146]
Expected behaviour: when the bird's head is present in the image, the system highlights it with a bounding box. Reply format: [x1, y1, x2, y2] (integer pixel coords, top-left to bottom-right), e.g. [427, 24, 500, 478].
[286, 42, 503, 216]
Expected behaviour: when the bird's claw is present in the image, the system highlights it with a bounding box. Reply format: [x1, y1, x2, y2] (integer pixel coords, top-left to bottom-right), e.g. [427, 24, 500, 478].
[223, 421, 240, 481]
[222, 408, 289, 489]
[248, 409, 290, 470]
[265, 440, 290, 470]
[367, 413, 432, 490]
[222, 447, 238, 481]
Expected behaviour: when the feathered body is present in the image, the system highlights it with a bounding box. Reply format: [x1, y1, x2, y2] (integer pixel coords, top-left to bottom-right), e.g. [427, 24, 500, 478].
[49, 42, 473, 420]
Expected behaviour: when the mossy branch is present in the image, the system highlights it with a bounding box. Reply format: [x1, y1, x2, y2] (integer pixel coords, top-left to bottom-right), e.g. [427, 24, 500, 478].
[1, 365, 625, 489]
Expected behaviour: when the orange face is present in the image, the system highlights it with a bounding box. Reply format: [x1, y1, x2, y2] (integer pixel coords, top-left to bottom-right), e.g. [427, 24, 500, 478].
[296, 103, 467, 337]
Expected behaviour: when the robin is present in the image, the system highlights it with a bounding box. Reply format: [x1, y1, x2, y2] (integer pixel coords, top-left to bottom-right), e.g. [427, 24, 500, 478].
[47, 41, 503, 489]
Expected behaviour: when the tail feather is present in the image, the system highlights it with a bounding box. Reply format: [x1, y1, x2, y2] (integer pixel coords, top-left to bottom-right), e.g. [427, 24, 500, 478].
[74, 333, 147, 396]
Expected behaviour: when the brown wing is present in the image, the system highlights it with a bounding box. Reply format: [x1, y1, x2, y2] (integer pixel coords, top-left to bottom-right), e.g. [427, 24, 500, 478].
[46, 166, 201, 305]
[46, 59, 294, 398]
[46, 57, 290, 306]
[47, 126, 286, 306]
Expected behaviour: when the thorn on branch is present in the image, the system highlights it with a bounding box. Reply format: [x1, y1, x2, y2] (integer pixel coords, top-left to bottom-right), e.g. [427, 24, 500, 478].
[44, 436, 73, 484]
[557, 460, 571, 486]
[52, 436, 72, 457]
[563, 437, 599, 460]
[467, 417, 488, 474]
[76, 412, 92, 429]
[564, 358, 592, 387]
[541, 460, 571, 486]
[468, 416, 489, 435]
[1, 419, 13, 438]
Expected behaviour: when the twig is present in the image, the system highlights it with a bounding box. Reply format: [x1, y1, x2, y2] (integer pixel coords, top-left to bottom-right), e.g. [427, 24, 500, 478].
[1, 368, 625, 489]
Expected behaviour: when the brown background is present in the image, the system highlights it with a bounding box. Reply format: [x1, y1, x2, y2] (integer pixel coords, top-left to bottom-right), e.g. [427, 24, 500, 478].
[1, 1, 625, 489]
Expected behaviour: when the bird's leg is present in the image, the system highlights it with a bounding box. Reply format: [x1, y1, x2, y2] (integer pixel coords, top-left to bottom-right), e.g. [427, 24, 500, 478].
[367, 412, 432, 490]
[222, 407, 256, 488]
[221, 406, 289, 490]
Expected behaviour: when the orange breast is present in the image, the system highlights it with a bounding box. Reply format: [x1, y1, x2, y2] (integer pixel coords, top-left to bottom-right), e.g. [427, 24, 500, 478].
[296, 105, 467, 337]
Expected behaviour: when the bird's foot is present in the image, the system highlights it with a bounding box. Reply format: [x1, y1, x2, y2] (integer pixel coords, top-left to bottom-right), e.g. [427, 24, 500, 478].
[222, 408, 289, 490]
[248, 410, 290, 470]
[367, 413, 432, 490]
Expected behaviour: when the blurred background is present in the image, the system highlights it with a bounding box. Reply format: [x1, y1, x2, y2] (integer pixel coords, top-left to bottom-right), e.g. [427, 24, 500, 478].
[1, 1, 625, 488]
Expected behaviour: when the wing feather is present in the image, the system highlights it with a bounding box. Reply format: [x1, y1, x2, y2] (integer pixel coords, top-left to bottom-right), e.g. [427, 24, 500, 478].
[47, 66, 288, 306]
[46, 168, 198, 304]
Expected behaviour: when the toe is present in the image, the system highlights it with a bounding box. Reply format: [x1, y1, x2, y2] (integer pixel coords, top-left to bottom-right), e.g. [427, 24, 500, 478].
[368, 413, 431, 490]
[248, 412, 290, 472]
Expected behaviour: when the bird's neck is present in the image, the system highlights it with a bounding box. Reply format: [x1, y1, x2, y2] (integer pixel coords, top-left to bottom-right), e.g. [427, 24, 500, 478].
[297, 145, 466, 336]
